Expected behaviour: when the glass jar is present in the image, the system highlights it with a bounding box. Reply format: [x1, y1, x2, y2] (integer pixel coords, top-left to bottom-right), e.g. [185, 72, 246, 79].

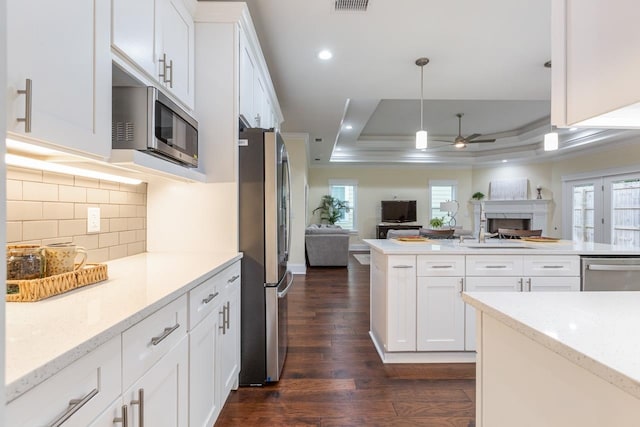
[7, 245, 45, 280]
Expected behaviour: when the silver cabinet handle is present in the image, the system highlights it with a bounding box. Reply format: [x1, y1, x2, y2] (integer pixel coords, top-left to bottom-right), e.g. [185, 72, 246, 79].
[542, 265, 564, 269]
[159, 53, 169, 84]
[49, 388, 99, 427]
[459, 278, 464, 295]
[527, 278, 532, 292]
[113, 404, 128, 427]
[227, 274, 240, 283]
[219, 305, 227, 335]
[518, 278, 523, 292]
[587, 264, 640, 271]
[166, 59, 173, 88]
[431, 265, 453, 269]
[202, 291, 219, 305]
[392, 265, 413, 269]
[130, 388, 144, 427]
[225, 301, 231, 329]
[485, 265, 507, 269]
[17, 78, 32, 133]
[150, 323, 180, 346]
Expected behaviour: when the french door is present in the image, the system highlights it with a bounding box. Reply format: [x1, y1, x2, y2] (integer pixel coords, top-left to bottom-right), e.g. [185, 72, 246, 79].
[564, 172, 640, 248]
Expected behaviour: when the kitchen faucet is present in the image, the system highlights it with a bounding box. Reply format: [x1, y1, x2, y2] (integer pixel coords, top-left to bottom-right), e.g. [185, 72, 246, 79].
[478, 202, 486, 243]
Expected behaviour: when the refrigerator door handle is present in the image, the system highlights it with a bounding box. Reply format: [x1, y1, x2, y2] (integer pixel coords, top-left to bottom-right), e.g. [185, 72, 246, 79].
[278, 271, 294, 298]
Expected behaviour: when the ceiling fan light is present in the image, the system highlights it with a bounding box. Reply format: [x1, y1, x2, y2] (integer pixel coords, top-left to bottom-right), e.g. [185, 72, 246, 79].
[454, 141, 466, 149]
[544, 132, 559, 151]
[416, 130, 428, 149]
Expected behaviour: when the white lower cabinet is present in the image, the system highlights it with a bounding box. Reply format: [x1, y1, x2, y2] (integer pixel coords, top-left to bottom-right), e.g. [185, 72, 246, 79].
[6, 336, 122, 427]
[124, 336, 189, 427]
[386, 255, 417, 351]
[416, 255, 466, 351]
[465, 255, 581, 350]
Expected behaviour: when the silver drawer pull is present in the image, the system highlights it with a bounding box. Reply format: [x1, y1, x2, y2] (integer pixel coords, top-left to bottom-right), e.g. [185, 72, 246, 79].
[485, 265, 507, 269]
[17, 78, 32, 133]
[202, 292, 219, 304]
[227, 274, 240, 283]
[49, 388, 99, 427]
[542, 265, 564, 269]
[150, 323, 180, 346]
[392, 265, 413, 269]
[113, 404, 128, 427]
[431, 265, 453, 269]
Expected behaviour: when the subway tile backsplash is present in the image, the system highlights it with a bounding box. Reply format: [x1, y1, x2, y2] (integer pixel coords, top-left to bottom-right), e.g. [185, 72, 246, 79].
[6, 166, 147, 263]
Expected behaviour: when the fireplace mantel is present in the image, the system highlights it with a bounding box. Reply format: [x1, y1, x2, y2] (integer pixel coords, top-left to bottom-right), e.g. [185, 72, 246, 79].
[471, 200, 551, 236]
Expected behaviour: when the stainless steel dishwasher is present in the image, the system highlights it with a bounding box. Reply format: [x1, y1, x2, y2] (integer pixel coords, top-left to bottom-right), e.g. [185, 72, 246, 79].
[581, 257, 640, 291]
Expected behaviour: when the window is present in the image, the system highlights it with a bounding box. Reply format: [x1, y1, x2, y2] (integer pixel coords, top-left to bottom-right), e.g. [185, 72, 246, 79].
[564, 169, 640, 248]
[429, 180, 457, 226]
[329, 179, 357, 230]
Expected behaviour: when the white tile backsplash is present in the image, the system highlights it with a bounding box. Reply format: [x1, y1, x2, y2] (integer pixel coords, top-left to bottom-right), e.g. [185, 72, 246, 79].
[6, 166, 147, 262]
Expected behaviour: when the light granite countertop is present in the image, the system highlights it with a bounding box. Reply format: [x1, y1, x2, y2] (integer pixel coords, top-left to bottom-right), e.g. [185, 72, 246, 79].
[5, 251, 242, 403]
[364, 238, 640, 256]
[462, 291, 640, 399]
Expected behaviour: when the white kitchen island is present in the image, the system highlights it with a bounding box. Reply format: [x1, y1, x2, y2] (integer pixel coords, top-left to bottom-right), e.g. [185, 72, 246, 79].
[364, 238, 640, 363]
[463, 291, 640, 427]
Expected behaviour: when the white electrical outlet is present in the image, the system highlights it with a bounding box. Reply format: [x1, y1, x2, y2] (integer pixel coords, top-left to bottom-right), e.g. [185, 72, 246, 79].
[87, 207, 101, 233]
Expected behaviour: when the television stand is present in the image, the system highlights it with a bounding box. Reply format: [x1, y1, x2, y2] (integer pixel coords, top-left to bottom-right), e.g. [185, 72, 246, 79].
[376, 223, 422, 239]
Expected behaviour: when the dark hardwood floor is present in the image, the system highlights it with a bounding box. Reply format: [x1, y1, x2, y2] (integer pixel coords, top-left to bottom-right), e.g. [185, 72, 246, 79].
[216, 253, 476, 426]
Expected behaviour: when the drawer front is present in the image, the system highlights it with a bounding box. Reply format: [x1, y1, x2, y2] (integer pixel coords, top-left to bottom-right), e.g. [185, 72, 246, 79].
[188, 261, 240, 330]
[123, 294, 187, 389]
[7, 336, 121, 427]
[466, 255, 523, 276]
[416, 255, 465, 276]
[523, 255, 580, 276]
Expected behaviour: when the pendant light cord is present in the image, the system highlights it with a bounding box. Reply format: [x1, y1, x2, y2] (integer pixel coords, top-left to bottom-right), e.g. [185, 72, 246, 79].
[420, 64, 424, 131]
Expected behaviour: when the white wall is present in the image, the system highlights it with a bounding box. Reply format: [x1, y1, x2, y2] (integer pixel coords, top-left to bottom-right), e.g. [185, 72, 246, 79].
[308, 166, 473, 247]
[1, 0, 6, 419]
[282, 133, 308, 274]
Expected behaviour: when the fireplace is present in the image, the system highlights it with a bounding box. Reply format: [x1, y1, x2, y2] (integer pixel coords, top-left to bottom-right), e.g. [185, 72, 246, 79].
[487, 218, 531, 233]
[472, 200, 550, 237]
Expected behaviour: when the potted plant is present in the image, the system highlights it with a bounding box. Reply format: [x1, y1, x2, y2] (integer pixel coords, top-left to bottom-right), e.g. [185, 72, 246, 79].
[429, 216, 445, 229]
[313, 195, 350, 225]
[472, 191, 485, 201]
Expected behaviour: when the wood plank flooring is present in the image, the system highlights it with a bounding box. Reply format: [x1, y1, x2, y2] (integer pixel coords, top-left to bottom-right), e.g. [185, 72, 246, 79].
[216, 253, 476, 426]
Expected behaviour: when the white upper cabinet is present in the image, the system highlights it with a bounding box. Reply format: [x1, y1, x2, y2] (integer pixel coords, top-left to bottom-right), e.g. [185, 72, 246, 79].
[551, 0, 640, 128]
[6, 0, 111, 159]
[112, 0, 195, 109]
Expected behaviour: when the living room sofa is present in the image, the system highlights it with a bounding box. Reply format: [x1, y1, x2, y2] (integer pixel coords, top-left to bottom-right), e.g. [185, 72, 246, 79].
[305, 224, 350, 267]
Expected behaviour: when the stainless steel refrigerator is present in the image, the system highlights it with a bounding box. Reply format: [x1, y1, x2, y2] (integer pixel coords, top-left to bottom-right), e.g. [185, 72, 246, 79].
[238, 128, 293, 385]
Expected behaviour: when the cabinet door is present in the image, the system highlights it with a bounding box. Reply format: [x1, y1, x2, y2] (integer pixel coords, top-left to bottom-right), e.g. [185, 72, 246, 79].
[466, 255, 523, 276]
[523, 255, 580, 277]
[239, 30, 255, 126]
[386, 256, 416, 351]
[253, 75, 267, 128]
[417, 277, 465, 351]
[6, 0, 111, 158]
[464, 276, 522, 351]
[159, 0, 195, 108]
[189, 310, 220, 427]
[111, 0, 158, 77]
[528, 276, 581, 292]
[124, 337, 189, 427]
[370, 250, 387, 347]
[218, 281, 241, 400]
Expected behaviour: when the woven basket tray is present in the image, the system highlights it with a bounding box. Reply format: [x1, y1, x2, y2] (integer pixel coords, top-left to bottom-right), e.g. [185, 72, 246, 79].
[6, 263, 108, 302]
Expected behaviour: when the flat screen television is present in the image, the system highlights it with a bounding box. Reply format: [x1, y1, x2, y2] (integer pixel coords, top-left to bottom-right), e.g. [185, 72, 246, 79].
[381, 200, 417, 223]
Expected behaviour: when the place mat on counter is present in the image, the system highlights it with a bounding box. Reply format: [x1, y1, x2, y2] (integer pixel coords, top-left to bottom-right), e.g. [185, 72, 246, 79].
[392, 237, 436, 243]
[521, 236, 561, 242]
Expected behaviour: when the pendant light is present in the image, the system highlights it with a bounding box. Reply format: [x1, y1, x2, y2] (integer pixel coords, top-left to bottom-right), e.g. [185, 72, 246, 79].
[544, 131, 559, 151]
[415, 57, 430, 149]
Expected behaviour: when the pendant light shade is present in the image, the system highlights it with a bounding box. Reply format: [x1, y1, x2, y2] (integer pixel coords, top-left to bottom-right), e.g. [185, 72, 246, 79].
[544, 132, 559, 151]
[415, 57, 430, 149]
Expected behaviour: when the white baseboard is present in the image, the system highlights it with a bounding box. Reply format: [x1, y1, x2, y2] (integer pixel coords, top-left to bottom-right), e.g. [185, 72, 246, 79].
[349, 244, 370, 252]
[288, 263, 306, 275]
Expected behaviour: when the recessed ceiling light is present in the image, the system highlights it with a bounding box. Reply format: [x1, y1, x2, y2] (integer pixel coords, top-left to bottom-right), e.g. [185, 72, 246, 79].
[502, 159, 508, 163]
[318, 49, 333, 60]
[569, 127, 578, 131]
[335, 147, 342, 151]
[344, 124, 353, 130]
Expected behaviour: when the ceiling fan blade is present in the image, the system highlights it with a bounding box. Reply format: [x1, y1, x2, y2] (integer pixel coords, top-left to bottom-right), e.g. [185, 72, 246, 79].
[432, 139, 454, 143]
[467, 139, 496, 143]
[464, 133, 482, 141]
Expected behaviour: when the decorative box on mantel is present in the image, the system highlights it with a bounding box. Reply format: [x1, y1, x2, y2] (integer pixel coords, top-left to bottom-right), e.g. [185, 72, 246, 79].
[471, 200, 552, 237]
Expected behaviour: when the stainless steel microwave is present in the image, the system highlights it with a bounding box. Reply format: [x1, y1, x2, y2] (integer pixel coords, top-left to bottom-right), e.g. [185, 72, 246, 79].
[112, 86, 198, 168]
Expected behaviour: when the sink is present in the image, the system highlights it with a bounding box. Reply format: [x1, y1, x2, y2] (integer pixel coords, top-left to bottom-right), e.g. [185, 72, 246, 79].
[461, 242, 531, 249]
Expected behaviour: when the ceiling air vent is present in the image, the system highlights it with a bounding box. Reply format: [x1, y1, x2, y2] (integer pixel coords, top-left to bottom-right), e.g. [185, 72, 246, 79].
[314, 138, 324, 143]
[334, 0, 369, 12]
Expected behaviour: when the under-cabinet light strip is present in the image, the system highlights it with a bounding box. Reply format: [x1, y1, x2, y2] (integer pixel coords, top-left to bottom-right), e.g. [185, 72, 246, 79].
[5, 153, 143, 185]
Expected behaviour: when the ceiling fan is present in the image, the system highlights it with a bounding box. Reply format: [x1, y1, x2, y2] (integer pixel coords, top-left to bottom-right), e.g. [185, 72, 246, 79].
[436, 113, 496, 149]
